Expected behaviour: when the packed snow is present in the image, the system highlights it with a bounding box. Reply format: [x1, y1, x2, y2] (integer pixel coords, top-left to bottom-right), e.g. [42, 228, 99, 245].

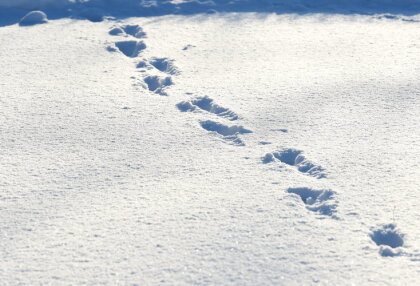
[1, 0, 419, 285]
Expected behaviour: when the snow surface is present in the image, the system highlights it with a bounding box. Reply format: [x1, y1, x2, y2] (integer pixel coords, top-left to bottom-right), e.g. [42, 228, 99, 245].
[1, 1, 420, 285]
[1, 0, 420, 17]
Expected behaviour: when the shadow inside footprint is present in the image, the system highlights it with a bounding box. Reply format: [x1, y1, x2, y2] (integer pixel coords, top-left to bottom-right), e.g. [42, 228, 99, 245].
[121, 24, 146, 38]
[287, 187, 337, 217]
[150, 58, 179, 75]
[263, 149, 326, 179]
[144, 75, 173, 96]
[200, 120, 251, 136]
[109, 25, 146, 38]
[109, 27, 124, 35]
[370, 224, 404, 257]
[177, 96, 239, 121]
[176, 101, 195, 112]
[115, 40, 146, 58]
[370, 224, 404, 248]
[200, 120, 252, 146]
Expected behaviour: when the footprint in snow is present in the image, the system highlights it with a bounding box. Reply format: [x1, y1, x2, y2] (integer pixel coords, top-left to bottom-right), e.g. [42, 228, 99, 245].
[177, 96, 239, 121]
[136, 58, 180, 75]
[370, 224, 405, 257]
[109, 24, 146, 38]
[149, 58, 180, 75]
[263, 148, 326, 179]
[286, 187, 338, 218]
[113, 40, 146, 58]
[200, 120, 252, 146]
[144, 75, 173, 96]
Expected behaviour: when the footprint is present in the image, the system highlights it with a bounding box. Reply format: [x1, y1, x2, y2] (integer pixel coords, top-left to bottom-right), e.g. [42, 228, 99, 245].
[109, 25, 146, 38]
[263, 149, 326, 179]
[177, 96, 239, 121]
[370, 224, 405, 257]
[115, 40, 146, 58]
[199, 120, 252, 146]
[286, 187, 337, 217]
[109, 27, 124, 36]
[144, 75, 173, 96]
[150, 58, 179, 75]
[136, 60, 148, 69]
[121, 25, 146, 38]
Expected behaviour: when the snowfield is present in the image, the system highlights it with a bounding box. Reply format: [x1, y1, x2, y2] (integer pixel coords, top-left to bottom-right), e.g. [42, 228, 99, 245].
[0, 1, 420, 285]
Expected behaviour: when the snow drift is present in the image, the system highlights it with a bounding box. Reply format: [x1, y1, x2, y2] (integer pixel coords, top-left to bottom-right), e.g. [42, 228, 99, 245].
[19, 10, 48, 26]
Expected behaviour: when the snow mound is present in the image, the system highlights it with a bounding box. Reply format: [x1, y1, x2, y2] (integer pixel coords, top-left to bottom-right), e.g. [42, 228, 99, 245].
[379, 246, 403, 257]
[19, 10, 48, 26]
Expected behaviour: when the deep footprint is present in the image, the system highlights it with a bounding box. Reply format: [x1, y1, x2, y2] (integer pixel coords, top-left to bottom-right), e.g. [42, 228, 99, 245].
[263, 149, 326, 179]
[177, 96, 239, 121]
[109, 25, 146, 38]
[144, 75, 173, 96]
[370, 224, 405, 257]
[150, 58, 179, 75]
[200, 120, 252, 146]
[115, 40, 146, 58]
[286, 187, 337, 217]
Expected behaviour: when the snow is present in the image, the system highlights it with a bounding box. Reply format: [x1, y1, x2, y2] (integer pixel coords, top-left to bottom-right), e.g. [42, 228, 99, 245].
[1, 0, 420, 16]
[19, 10, 48, 26]
[1, 1, 420, 285]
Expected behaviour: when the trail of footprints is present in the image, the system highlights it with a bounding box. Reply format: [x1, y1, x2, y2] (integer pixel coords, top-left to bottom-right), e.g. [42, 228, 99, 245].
[106, 23, 406, 258]
[107, 24, 174, 96]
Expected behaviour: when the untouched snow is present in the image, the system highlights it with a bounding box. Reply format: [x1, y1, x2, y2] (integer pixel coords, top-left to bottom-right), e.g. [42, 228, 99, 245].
[1, 2, 420, 286]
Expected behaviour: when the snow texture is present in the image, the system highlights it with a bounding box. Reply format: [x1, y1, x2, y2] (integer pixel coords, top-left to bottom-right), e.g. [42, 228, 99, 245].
[1, 1, 420, 285]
